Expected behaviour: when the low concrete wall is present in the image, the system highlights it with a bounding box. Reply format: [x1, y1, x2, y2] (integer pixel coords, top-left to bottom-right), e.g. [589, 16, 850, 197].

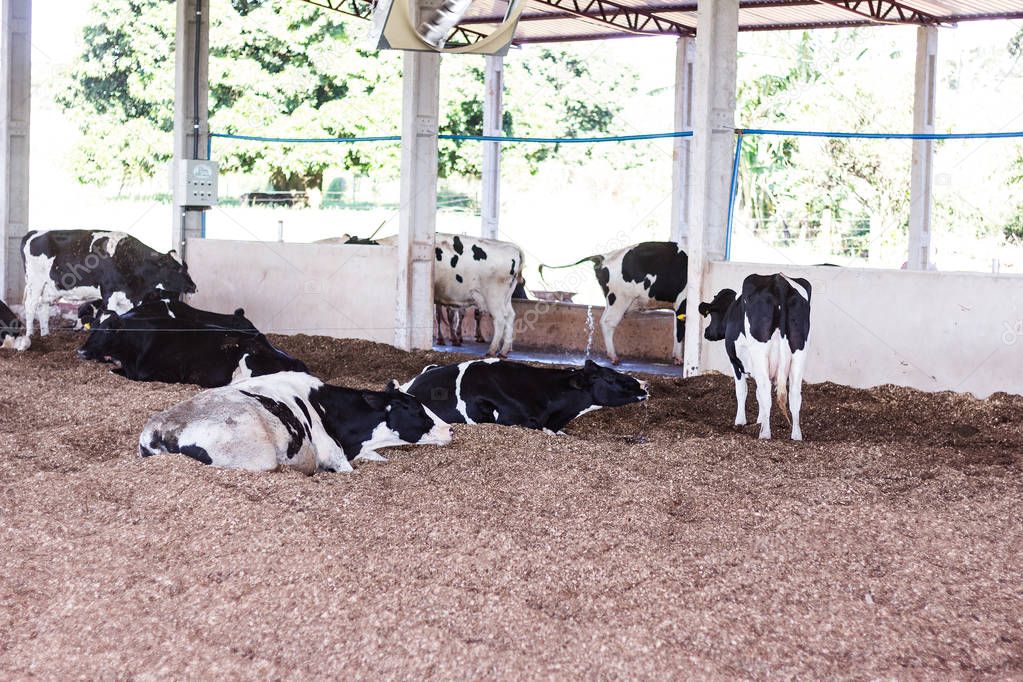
[510, 300, 676, 362]
[186, 239, 397, 344]
[702, 262, 1023, 398]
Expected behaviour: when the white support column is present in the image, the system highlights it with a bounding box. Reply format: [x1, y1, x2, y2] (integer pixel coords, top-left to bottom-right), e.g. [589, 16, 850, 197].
[394, 50, 440, 351]
[0, 0, 30, 303]
[670, 35, 695, 247]
[682, 0, 739, 378]
[171, 0, 210, 258]
[480, 54, 503, 240]
[907, 25, 937, 271]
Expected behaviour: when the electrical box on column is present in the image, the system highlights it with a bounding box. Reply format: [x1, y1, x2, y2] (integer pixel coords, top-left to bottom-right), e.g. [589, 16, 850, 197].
[173, 159, 219, 208]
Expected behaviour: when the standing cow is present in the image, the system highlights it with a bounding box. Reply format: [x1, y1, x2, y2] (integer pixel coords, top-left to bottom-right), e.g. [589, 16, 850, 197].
[698, 273, 811, 441]
[540, 241, 687, 365]
[21, 230, 196, 337]
[378, 233, 524, 357]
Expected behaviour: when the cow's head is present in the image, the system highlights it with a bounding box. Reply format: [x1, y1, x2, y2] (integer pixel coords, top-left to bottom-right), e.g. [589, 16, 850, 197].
[569, 359, 649, 407]
[139, 250, 197, 297]
[365, 381, 451, 447]
[77, 311, 124, 363]
[76, 299, 110, 330]
[236, 335, 309, 378]
[698, 288, 738, 342]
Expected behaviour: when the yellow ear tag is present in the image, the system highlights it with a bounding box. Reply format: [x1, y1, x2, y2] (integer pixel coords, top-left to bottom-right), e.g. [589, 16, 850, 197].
[676, 314, 686, 321]
[83, 323, 91, 330]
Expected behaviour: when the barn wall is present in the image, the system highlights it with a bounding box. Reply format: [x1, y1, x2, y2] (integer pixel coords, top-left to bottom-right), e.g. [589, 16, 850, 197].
[703, 262, 1023, 398]
[185, 239, 397, 344]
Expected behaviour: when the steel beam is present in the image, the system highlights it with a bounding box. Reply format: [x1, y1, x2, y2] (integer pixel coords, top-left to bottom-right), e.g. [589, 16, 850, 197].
[172, 0, 210, 259]
[0, 0, 30, 303]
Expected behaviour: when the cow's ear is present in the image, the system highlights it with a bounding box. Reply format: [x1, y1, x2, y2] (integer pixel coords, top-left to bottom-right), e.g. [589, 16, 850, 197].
[385, 379, 400, 393]
[363, 392, 388, 411]
[583, 359, 600, 372]
[167, 249, 182, 264]
[698, 302, 711, 317]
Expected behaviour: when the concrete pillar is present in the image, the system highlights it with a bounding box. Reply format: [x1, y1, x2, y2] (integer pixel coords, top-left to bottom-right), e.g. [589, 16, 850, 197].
[171, 0, 210, 257]
[682, 0, 739, 378]
[480, 55, 503, 240]
[394, 50, 440, 351]
[670, 36, 695, 248]
[0, 0, 30, 303]
[907, 25, 937, 271]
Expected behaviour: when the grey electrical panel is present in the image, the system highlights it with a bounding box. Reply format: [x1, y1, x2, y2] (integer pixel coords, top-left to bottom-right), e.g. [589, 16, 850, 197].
[175, 159, 219, 207]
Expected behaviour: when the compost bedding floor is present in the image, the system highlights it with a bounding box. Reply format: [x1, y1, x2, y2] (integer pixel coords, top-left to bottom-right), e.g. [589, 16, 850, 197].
[2, 331, 1022, 678]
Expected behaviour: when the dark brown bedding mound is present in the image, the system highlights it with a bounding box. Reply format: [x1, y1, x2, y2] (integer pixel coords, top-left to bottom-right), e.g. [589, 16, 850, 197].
[1, 331, 1021, 678]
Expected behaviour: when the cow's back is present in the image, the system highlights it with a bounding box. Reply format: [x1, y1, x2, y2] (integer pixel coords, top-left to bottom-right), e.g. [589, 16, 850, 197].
[433, 234, 523, 305]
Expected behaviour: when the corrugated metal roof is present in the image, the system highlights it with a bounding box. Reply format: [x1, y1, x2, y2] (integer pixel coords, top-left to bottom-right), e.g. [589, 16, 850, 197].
[300, 0, 1023, 45]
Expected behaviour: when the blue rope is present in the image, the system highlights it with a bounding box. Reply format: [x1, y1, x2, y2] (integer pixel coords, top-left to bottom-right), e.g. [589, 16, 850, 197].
[208, 131, 694, 144]
[738, 127, 1023, 140]
[725, 132, 743, 262]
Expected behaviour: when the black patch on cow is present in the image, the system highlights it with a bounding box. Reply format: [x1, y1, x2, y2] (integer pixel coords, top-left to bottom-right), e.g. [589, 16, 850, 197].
[435, 247, 442, 261]
[450, 255, 459, 268]
[241, 390, 306, 459]
[294, 397, 314, 439]
[452, 236, 464, 255]
[607, 293, 617, 306]
[619, 242, 688, 304]
[594, 266, 611, 299]
[472, 245, 487, 261]
[456, 274, 464, 283]
[180, 445, 213, 465]
[510, 259, 516, 276]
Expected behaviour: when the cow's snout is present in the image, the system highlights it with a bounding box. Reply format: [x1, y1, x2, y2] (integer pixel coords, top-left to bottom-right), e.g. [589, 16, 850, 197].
[427, 422, 453, 446]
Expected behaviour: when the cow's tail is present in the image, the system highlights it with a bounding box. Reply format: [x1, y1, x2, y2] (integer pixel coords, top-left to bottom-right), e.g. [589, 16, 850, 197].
[773, 339, 793, 427]
[537, 254, 603, 283]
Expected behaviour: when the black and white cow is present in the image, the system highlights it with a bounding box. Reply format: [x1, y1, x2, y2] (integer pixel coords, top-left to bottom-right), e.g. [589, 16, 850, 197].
[698, 273, 811, 441]
[22, 230, 196, 337]
[540, 242, 687, 365]
[378, 233, 524, 357]
[0, 298, 28, 351]
[139, 373, 452, 473]
[438, 276, 530, 347]
[78, 297, 307, 387]
[401, 358, 649, 433]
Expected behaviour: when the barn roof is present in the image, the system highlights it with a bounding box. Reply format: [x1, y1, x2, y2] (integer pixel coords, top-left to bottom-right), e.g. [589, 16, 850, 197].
[299, 0, 1023, 46]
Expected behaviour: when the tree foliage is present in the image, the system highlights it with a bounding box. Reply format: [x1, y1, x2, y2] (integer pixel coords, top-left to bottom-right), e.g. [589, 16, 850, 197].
[59, 0, 627, 191]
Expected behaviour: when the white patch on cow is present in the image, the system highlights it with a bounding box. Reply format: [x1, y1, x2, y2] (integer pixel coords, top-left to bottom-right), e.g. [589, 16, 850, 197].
[164, 302, 175, 318]
[355, 450, 389, 462]
[90, 231, 129, 256]
[575, 405, 602, 417]
[155, 283, 165, 290]
[453, 360, 478, 425]
[781, 274, 809, 301]
[231, 354, 253, 384]
[106, 291, 133, 315]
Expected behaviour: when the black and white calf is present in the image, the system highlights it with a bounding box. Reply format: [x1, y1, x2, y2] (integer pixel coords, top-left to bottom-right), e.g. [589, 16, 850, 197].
[139, 373, 452, 473]
[22, 230, 196, 337]
[401, 358, 649, 433]
[78, 297, 306, 387]
[0, 298, 28, 350]
[698, 273, 811, 440]
[540, 241, 687, 365]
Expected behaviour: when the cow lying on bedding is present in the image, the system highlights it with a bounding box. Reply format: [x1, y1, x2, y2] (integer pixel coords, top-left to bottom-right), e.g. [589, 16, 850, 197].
[401, 358, 649, 432]
[140, 373, 452, 473]
[78, 297, 306, 387]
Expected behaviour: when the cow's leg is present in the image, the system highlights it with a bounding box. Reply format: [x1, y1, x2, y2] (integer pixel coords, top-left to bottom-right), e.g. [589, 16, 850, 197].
[448, 307, 464, 346]
[733, 374, 748, 427]
[488, 299, 515, 357]
[599, 296, 629, 365]
[788, 348, 807, 441]
[749, 342, 773, 439]
[473, 308, 486, 344]
[434, 305, 447, 346]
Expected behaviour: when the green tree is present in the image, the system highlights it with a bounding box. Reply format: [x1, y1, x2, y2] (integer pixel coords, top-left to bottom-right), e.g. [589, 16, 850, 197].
[59, 0, 627, 192]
